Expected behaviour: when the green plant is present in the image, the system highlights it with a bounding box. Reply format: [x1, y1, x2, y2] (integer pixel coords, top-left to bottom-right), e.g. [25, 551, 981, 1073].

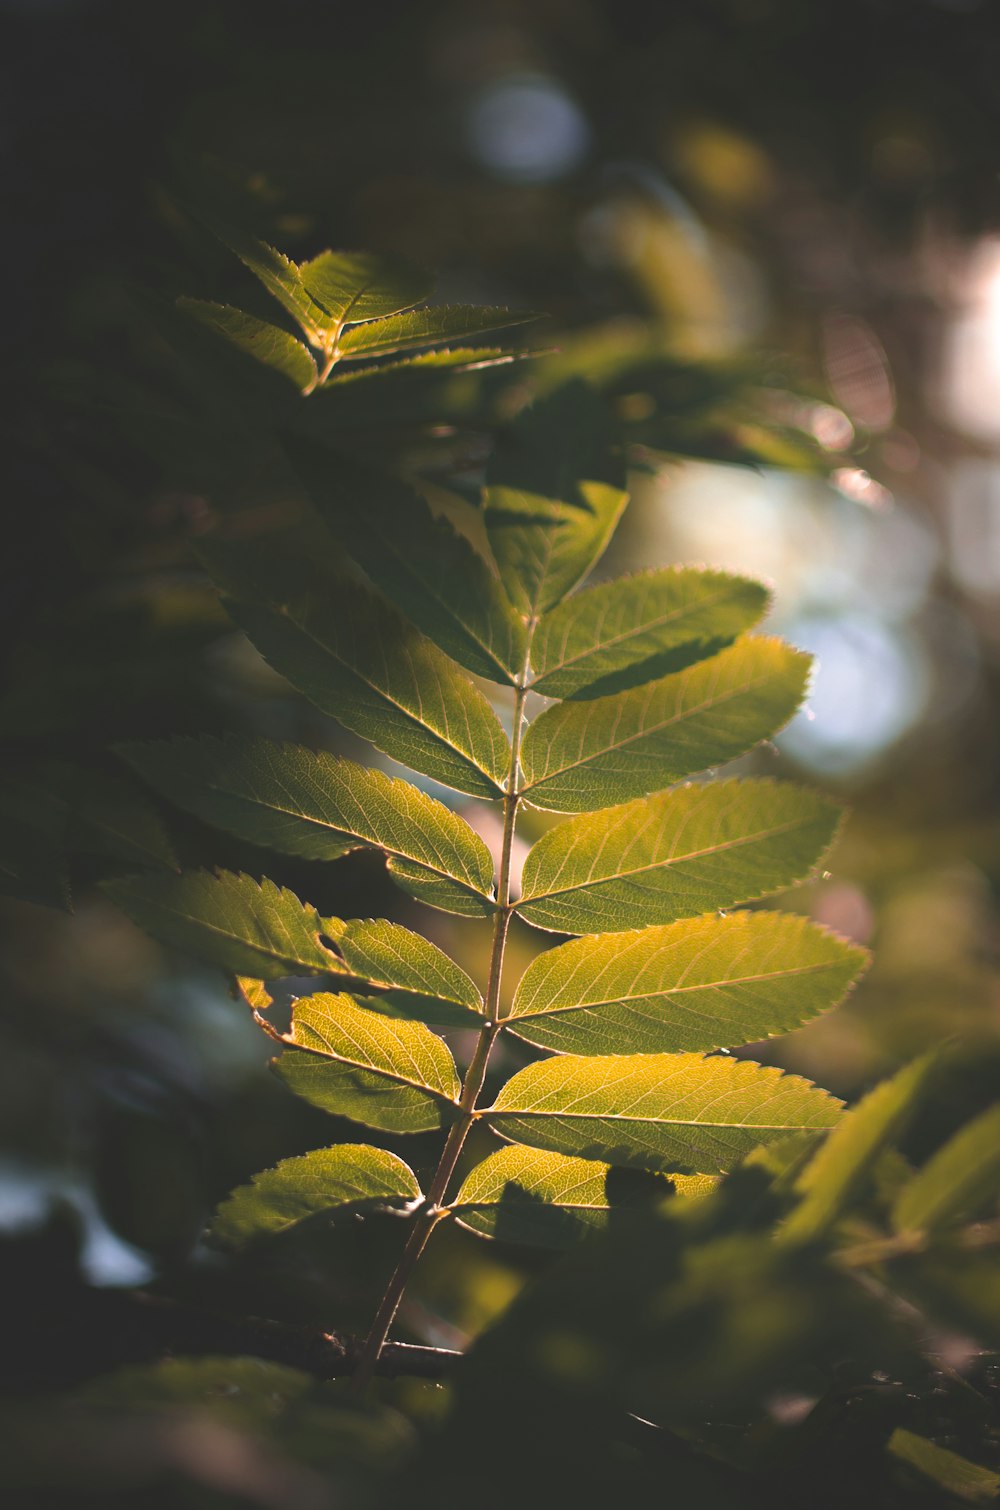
[100, 239, 871, 1391]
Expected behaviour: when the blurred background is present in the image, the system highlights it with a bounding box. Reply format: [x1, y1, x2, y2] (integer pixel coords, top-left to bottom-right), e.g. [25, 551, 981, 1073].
[3, 0, 1000, 1419]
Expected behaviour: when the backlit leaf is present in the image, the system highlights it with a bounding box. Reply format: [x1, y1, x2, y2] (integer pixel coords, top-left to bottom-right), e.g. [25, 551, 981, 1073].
[119, 737, 496, 918]
[322, 915, 482, 1027]
[177, 299, 318, 390]
[275, 992, 460, 1133]
[339, 305, 539, 359]
[520, 636, 811, 813]
[485, 1053, 841, 1174]
[103, 869, 338, 978]
[226, 584, 510, 799]
[450, 1144, 713, 1247]
[210, 222, 331, 342]
[324, 347, 530, 385]
[290, 440, 526, 683]
[209, 1144, 421, 1249]
[506, 911, 867, 1056]
[529, 567, 770, 700]
[516, 778, 842, 934]
[484, 382, 628, 618]
[893, 1101, 1000, 1238]
[298, 251, 432, 326]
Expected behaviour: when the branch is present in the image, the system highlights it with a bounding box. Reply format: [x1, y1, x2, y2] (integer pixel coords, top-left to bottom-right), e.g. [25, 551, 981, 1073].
[131, 1293, 462, 1380]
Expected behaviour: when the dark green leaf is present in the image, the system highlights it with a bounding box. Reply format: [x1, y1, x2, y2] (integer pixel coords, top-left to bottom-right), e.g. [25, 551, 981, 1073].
[505, 911, 867, 1056]
[529, 567, 770, 700]
[782, 1052, 938, 1245]
[484, 382, 628, 617]
[888, 1430, 1000, 1504]
[103, 869, 339, 978]
[485, 1053, 841, 1174]
[275, 992, 459, 1132]
[177, 299, 318, 390]
[520, 636, 811, 813]
[893, 1102, 1000, 1238]
[226, 584, 510, 800]
[288, 440, 527, 683]
[516, 777, 842, 933]
[119, 737, 496, 918]
[209, 1143, 422, 1248]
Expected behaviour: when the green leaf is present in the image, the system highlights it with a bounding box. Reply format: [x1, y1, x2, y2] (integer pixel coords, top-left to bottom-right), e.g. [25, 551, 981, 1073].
[450, 1145, 713, 1247]
[323, 347, 530, 385]
[529, 567, 770, 700]
[322, 915, 482, 1028]
[893, 1102, 1000, 1238]
[226, 585, 510, 800]
[289, 440, 526, 683]
[505, 911, 867, 1057]
[298, 251, 433, 326]
[516, 777, 842, 934]
[520, 636, 811, 813]
[209, 1143, 422, 1249]
[484, 382, 628, 617]
[485, 1053, 841, 1174]
[275, 992, 459, 1132]
[102, 869, 339, 979]
[888, 1430, 1000, 1504]
[211, 223, 331, 343]
[782, 1052, 938, 1246]
[177, 299, 318, 390]
[339, 305, 539, 359]
[119, 737, 496, 918]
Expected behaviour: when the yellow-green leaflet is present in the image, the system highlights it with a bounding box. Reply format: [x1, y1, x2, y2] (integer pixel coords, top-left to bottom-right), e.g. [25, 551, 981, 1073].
[506, 911, 868, 1056]
[209, 1145, 421, 1249]
[520, 636, 812, 813]
[275, 992, 460, 1134]
[485, 1052, 842, 1174]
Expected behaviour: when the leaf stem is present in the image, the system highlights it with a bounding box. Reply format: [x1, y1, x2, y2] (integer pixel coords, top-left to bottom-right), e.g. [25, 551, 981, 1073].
[350, 676, 529, 1391]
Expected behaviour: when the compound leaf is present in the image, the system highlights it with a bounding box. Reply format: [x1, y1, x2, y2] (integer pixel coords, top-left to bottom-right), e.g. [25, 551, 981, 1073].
[119, 737, 496, 918]
[450, 1144, 713, 1247]
[290, 440, 526, 684]
[485, 1053, 841, 1174]
[517, 778, 842, 934]
[339, 305, 539, 360]
[520, 636, 811, 813]
[893, 1102, 1000, 1238]
[103, 869, 338, 979]
[226, 586, 510, 800]
[275, 992, 460, 1133]
[177, 299, 318, 390]
[529, 567, 770, 700]
[506, 911, 868, 1057]
[210, 1144, 422, 1249]
[484, 382, 628, 618]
